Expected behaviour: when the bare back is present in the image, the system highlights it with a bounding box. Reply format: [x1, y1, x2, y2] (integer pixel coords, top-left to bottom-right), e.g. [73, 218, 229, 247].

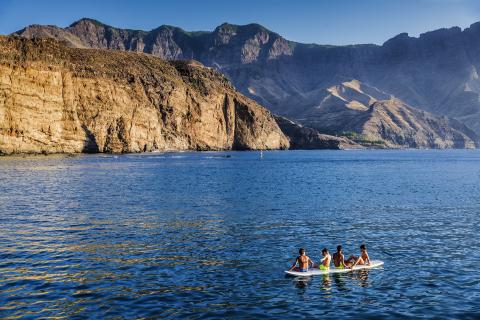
[297, 255, 309, 269]
[332, 252, 344, 267]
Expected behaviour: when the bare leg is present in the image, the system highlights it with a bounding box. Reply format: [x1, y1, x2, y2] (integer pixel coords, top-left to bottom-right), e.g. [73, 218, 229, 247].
[355, 257, 365, 266]
[346, 255, 357, 263]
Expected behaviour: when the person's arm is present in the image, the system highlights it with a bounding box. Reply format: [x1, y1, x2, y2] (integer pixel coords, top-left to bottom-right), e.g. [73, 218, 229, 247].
[351, 256, 360, 268]
[308, 258, 314, 268]
[289, 257, 299, 271]
[365, 252, 371, 265]
[318, 255, 327, 267]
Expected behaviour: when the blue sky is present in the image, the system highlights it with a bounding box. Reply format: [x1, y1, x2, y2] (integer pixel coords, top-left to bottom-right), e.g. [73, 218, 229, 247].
[1, 0, 479, 45]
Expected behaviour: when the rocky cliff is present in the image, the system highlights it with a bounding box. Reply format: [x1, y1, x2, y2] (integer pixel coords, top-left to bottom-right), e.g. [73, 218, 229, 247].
[13, 18, 480, 148]
[0, 36, 289, 154]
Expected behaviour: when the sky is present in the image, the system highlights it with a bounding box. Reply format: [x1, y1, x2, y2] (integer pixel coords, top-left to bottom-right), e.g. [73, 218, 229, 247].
[0, 0, 480, 45]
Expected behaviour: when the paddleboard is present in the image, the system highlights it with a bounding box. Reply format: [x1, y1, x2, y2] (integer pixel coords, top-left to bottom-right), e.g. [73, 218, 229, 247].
[285, 260, 384, 277]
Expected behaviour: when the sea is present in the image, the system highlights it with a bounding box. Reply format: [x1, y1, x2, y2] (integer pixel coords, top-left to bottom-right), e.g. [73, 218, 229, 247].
[1, 150, 479, 319]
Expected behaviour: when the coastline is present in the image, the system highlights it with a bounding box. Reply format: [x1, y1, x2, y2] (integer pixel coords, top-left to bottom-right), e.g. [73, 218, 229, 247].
[1, 146, 478, 159]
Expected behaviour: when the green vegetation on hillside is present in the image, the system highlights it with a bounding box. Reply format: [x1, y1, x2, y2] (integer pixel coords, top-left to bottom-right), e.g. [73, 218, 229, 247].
[340, 131, 386, 146]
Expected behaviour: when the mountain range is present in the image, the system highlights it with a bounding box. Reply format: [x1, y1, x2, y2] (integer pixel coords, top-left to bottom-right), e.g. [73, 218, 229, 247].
[11, 18, 480, 149]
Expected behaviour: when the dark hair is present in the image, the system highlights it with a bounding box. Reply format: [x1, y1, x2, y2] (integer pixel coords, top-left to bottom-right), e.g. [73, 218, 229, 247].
[360, 244, 366, 250]
[299, 248, 305, 255]
[337, 245, 342, 252]
[322, 248, 328, 254]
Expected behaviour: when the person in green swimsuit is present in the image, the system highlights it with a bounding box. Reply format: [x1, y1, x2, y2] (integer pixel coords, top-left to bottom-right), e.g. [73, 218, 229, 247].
[318, 248, 331, 270]
[332, 245, 349, 269]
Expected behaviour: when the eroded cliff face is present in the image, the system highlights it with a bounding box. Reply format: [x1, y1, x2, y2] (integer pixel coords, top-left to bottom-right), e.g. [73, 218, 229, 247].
[0, 36, 289, 154]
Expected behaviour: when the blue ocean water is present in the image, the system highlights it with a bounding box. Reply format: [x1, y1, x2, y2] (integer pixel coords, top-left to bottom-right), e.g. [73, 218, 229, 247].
[0, 150, 480, 319]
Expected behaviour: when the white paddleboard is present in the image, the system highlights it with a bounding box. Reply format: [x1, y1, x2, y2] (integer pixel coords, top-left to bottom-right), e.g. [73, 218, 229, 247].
[285, 260, 384, 277]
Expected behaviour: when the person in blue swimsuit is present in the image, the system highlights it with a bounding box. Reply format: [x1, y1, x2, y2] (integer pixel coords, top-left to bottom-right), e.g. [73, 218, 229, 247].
[289, 248, 314, 272]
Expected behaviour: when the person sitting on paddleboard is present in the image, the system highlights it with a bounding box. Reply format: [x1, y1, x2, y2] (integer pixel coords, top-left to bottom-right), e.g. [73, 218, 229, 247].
[333, 245, 349, 269]
[318, 248, 331, 271]
[346, 244, 370, 268]
[289, 248, 314, 272]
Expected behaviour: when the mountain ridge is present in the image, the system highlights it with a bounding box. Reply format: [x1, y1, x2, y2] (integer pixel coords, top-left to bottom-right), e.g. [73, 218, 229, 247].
[18, 17, 480, 54]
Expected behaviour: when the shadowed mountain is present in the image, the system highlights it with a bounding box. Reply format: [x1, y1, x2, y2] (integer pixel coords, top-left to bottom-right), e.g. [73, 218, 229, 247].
[274, 116, 363, 149]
